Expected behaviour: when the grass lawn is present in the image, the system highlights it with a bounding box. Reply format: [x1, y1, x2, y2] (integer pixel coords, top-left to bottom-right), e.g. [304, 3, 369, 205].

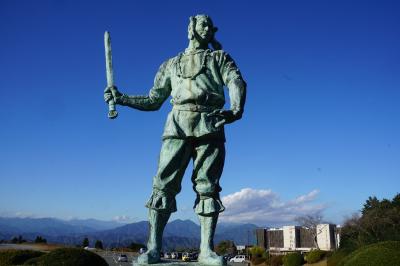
[12, 243, 67, 252]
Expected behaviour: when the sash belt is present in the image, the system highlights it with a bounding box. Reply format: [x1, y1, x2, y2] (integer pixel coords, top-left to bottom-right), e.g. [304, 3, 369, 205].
[173, 103, 220, 112]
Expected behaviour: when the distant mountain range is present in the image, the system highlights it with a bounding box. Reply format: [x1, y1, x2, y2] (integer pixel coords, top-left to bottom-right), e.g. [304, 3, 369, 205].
[0, 217, 257, 250]
[0, 217, 120, 236]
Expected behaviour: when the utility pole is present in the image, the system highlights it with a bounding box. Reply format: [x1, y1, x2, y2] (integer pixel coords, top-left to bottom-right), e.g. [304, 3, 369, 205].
[247, 230, 249, 259]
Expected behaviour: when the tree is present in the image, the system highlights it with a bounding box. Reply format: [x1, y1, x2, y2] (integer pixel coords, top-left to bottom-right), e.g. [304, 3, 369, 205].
[95, 240, 103, 249]
[339, 213, 362, 250]
[340, 193, 400, 250]
[215, 240, 237, 255]
[249, 246, 268, 264]
[127, 242, 146, 252]
[295, 213, 327, 249]
[82, 237, 89, 247]
[11, 235, 26, 244]
[35, 236, 47, 244]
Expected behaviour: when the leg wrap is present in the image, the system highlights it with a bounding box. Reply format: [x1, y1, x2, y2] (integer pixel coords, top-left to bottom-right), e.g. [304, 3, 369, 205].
[194, 194, 225, 216]
[146, 189, 177, 213]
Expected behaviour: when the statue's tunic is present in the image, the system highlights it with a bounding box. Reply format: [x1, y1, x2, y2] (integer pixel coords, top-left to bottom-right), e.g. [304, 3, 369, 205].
[120, 49, 244, 141]
[119, 49, 245, 215]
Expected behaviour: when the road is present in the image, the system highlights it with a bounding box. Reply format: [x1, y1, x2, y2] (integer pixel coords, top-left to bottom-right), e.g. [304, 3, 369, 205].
[97, 250, 136, 266]
[96, 252, 249, 266]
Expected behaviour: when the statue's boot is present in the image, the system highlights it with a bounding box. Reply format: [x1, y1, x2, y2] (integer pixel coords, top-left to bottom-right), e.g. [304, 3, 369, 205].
[137, 209, 170, 264]
[198, 214, 226, 266]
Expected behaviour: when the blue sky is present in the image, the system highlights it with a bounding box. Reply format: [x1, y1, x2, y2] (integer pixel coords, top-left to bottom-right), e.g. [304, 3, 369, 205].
[0, 0, 399, 226]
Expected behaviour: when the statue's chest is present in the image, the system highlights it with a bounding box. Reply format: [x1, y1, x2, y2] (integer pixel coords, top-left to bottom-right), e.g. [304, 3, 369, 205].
[176, 50, 210, 80]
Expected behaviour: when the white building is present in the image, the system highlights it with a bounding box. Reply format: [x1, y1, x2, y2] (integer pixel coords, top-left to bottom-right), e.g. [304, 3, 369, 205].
[256, 224, 339, 253]
[316, 224, 336, 250]
[283, 226, 298, 250]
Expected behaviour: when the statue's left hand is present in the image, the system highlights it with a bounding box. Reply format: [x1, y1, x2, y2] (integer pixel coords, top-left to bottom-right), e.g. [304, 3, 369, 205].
[104, 86, 123, 104]
[207, 109, 241, 128]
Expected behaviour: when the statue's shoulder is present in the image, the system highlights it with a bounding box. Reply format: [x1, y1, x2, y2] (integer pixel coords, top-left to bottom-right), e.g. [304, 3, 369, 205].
[157, 55, 179, 73]
[210, 49, 232, 61]
[160, 54, 180, 69]
[167, 54, 181, 64]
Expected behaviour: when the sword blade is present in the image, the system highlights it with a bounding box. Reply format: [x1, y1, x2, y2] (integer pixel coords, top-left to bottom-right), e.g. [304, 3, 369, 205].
[104, 31, 118, 119]
[104, 31, 114, 86]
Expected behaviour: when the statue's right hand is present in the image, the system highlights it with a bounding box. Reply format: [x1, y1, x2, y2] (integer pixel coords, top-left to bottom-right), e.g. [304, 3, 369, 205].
[104, 86, 122, 103]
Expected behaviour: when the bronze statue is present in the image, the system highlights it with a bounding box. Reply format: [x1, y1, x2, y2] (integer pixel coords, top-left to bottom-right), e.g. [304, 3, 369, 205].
[104, 14, 246, 265]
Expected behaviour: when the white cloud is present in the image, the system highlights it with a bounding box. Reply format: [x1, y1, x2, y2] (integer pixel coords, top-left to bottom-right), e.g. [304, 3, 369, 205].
[14, 212, 35, 218]
[0, 211, 38, 218]
[112, 215, 134, 223]
[220, 188, 325, 226]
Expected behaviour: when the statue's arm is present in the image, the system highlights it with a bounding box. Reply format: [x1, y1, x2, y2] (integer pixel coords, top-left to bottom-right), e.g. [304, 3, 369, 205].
[117, 86, 170, 111]
[208, 51, 246, 126]
[226, 78, 246, 120]
[106, 60, 172, 111]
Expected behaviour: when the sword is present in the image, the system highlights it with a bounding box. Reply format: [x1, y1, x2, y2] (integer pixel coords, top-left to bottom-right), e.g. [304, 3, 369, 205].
[104, 31, 118, 119]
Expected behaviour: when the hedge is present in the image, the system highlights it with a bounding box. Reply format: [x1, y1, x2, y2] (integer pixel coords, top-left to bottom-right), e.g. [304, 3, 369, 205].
[305, 249, 327, 264]
[339, 241, 400, 266]
[282, 252, 303, 266]
[36, 248, 108, 266]
[0, 250, 44, 266]
[327, 249, 350, 266]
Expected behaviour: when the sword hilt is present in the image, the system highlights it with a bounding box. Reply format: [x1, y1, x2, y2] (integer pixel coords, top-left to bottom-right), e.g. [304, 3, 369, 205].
[107, 86, 118, 119]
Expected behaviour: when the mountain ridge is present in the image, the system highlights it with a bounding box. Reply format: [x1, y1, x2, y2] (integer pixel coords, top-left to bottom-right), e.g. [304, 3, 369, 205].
[0, 217, 257, 249]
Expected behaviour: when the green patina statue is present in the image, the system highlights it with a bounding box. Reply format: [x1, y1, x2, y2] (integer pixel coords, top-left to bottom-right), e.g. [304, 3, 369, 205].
[104, 15, 246, 265]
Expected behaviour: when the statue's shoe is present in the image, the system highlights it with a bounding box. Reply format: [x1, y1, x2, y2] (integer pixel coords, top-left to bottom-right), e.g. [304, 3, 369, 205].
[137, 250, 160, 264]
[198, 251, 226, 266]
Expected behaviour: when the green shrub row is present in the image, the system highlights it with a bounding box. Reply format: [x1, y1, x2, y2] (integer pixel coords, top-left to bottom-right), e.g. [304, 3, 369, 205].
[339, 241, 400, 266]
[328, 241, 400, 266]
[0, 250, 44, 266]
[0, 248, 107, 266]
[305, 249, 328, 264]
[282, 252, 303, 266]
[37, 248, 107, 266]
[327, 249, 350, 266]
[250, 252, 305, 266]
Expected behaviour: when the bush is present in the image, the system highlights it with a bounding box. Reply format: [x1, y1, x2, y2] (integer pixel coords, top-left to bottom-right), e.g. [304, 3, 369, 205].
[305, 249, 327, 264]
[327, 249, 352, 266]
[282, 252, 303, 266]
[250, 246, 268, 265]
[270, 255, 283, 266]
[338, 241, 400, 266]
[216, 240, 237, 255]
[0, 250, 44, 266]
[35, 248, 108, 266]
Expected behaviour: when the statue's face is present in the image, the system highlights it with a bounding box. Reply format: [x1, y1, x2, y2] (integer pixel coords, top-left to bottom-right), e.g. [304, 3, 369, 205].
[194, 16, 213, 43]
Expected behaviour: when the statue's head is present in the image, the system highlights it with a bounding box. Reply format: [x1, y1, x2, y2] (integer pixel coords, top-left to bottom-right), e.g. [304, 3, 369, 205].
[188, 14, 222, 50]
